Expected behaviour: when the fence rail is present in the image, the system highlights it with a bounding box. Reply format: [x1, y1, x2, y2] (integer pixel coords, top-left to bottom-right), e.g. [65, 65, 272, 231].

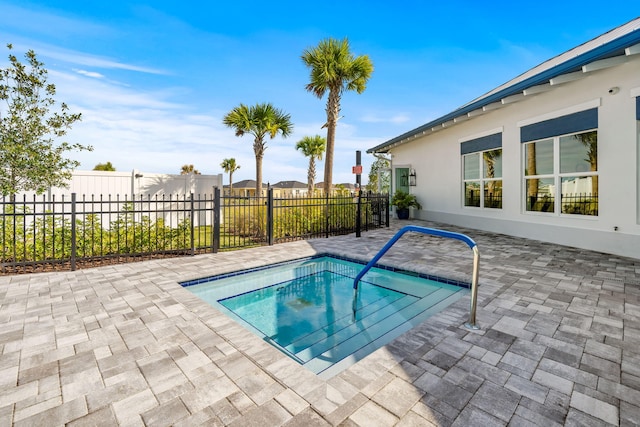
[1, 188, 389, 274]
[527, 193, 598, 215]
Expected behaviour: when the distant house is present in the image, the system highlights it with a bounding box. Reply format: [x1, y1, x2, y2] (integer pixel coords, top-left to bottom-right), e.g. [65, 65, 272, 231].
[315, 182, 357, 195]
[271, 181, 308, 197]
[224, 180, 359, 197]
[368, 18, 640, 259]
[223, 179, 267, 197]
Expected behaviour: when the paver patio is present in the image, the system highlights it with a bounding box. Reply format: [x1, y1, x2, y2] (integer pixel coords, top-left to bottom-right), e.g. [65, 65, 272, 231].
[0, 219, 639, 426]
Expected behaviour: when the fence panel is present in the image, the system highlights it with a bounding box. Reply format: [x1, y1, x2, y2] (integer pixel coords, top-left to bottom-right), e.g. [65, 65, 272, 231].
[1, 190, 389, 274]
[219, 194, 269, 249]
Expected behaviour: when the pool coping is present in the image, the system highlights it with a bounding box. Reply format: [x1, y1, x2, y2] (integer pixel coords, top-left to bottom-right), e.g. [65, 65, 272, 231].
[179, 252, 473, 289]
[179, 253, 472, 378]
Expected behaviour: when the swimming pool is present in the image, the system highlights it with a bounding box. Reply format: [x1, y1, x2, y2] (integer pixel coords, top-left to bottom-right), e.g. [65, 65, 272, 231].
[181, 255, 469, 378]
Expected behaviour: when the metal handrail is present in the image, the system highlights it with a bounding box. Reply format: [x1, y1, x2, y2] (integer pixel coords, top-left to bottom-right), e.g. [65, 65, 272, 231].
[352, 225, 480, 330]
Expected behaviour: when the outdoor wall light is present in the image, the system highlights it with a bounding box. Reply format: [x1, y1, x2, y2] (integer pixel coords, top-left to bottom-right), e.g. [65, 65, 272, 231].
[409, 168, 417, 186]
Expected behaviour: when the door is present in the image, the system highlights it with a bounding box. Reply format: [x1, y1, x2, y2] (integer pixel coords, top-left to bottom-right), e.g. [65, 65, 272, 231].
[395, 168, 410, 194]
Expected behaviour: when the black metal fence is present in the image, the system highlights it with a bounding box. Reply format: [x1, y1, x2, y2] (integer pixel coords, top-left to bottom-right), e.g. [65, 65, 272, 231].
[527, 193, 598, 215]
[1, 188, 389, 274]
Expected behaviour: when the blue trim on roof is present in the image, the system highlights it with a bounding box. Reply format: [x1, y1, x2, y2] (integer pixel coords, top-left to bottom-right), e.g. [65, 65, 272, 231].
[520, 108, 598, 142]
[461, 132, 502, 154]
[369, 27, 640, 153]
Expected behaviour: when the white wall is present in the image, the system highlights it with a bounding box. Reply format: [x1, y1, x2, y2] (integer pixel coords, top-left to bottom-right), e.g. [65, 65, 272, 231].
[15, 169, 223, 200]
[10, 170, 223, 227]
[389, 58, 640, 259]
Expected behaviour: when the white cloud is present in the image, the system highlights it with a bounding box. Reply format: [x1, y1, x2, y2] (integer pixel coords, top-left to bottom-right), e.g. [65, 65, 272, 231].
[49, 70, 179, 110]
[73, 69, 104, 79]
[46, 47, 168, 75]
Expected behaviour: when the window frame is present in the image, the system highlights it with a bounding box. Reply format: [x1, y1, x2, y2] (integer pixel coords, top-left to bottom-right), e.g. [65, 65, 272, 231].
[462, 147, 503, 209]
[522, 129, 598, 216]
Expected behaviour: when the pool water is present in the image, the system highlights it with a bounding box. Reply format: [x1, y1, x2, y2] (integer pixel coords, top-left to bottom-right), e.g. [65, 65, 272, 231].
[182, 255, 469, 378]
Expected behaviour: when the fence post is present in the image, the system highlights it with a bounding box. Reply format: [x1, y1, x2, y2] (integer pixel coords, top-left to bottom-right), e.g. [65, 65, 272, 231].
[70, 193, 77, 271]
[364, 192, 369, 232]
[325, 192, 330, 238]
[190, 193, 195, 256]
[355, 150, 362, 237]
[385, 194, 390, 227]
[267, 187, 273, 246]
[213, 187, 220, 253]
[356, 190, 362, 238]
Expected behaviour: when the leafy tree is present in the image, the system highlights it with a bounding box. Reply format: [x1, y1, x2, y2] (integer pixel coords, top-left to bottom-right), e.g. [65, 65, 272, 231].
[0, 44, 91, 197]
[223, 103, 293, 196]
[366, 155, 390, 193]
[295, 135, 326, 195]
[93, 162, 116, 171]
[302, 38, 373, 194]
[180, 164, 200, 175]
[220, 158, 240, 194]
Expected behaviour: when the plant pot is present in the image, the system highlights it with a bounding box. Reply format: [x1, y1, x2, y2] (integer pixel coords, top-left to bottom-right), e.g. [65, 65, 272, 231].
[396, 208, 410, 219]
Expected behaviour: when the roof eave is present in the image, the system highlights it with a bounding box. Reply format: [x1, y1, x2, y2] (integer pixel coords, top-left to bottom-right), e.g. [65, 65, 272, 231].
[368, 26, 640, 154]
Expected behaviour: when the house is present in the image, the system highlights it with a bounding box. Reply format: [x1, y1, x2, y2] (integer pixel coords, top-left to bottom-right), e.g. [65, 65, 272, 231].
[315, 182, 358, 195]
[368, 18, 640, 259]
[223, 179, 268, 197]
[271, 180, 308, 197]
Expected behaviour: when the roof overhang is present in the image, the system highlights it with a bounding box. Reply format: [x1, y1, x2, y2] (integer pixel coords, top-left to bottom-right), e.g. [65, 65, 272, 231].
[368, 18, 640, 154]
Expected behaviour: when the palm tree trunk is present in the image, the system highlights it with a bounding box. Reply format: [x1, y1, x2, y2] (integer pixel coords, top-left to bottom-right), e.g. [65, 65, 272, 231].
[229, 171, 234, 195]
[323, 89, 340, 194]
[308, 157, 315, 195]
[254, 139, 263, 197]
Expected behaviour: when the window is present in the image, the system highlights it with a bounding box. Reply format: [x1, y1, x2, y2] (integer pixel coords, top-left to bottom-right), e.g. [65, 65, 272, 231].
[524, 130, 598, 215]
[463, 148, 503, 208]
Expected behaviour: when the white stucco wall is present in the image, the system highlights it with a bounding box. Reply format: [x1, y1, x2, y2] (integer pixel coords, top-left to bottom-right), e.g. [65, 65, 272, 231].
[389, 57, 640, 259]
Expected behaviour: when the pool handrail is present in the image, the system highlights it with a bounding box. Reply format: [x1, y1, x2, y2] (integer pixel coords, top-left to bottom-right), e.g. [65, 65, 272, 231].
[352, 225, 480, 330]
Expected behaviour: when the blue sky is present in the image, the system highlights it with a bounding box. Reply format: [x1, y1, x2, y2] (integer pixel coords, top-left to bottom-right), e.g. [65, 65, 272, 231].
[0, 1, 637, 185]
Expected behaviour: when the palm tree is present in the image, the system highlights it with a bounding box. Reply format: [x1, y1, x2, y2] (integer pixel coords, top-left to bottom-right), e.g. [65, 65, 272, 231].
[575, 131, 598, 197]
[223, 103, 293, 196]
[180, 164, 200, 175]
[295, 135, 326, 195]
[220, 158, 240, 195]
[302, 37, 373, 194]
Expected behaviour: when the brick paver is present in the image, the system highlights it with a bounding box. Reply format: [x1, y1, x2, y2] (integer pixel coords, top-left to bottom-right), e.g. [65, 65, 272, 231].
[1, 219, 639, 426]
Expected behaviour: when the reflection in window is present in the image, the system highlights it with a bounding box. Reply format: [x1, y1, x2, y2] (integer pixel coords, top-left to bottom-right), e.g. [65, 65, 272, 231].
[561, 176, 598, 215]
[524, 130, 597, 215]
[464, 153, 480, 179]
[484, 180, 502, 209]
[560, 131, 597, 173]
[463, 148, 502, 208]
[526, 178, 555, 212]
[524, 139, 553, 176]
[464, 182, 481, 207]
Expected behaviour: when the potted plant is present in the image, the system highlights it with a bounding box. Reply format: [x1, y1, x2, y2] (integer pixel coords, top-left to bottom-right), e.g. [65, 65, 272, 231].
[391, 190, 421, 219]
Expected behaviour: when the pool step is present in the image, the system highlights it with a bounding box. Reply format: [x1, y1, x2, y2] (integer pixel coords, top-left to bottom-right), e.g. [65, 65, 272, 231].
[300, 288, 465, 375]
[286, 292, 417, 354]
[275, 285, 411, 351]
[294, 287, 455, 362]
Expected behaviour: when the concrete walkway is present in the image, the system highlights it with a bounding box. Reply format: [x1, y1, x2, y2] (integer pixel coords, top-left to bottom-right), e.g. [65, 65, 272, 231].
[0, 220, 639, 426]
